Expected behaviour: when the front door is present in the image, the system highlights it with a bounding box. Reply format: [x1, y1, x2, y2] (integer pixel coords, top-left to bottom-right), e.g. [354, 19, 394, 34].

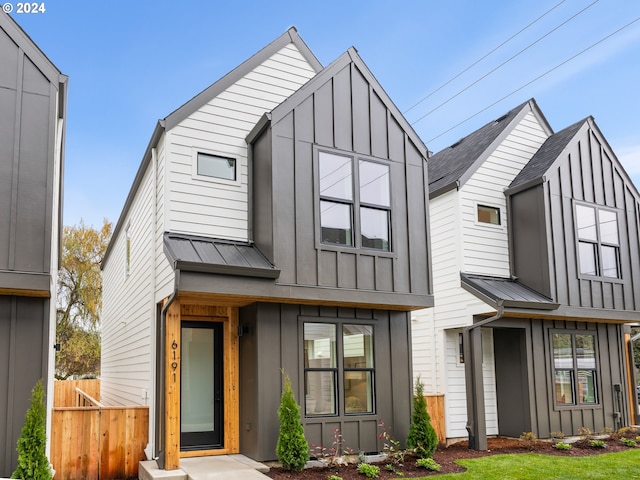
[180, 321, 224, 450]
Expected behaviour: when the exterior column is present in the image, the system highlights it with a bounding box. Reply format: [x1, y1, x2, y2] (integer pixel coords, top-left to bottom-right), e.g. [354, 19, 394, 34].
[164, 299, 181, 469]
[463, 327, 487, 451]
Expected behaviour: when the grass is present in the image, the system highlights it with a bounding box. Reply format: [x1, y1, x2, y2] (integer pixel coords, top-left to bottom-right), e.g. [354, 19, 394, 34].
[420, 450, 640, 479]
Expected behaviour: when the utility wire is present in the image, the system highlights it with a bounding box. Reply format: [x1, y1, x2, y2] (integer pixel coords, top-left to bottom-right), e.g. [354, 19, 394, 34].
[403, 0, 568, 114]
[412, 0, 601, 126]
[426, 15, 640, 144]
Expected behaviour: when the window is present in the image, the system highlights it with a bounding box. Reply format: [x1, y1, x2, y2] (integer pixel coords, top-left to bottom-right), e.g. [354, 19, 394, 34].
[576, 204, 620, 279]
[196, 152, 236, 181]
[304, 322, 375, 416]
[477, 204, 500, 225]
[318, 150, 391, 251]
[553, 333, 597, 406]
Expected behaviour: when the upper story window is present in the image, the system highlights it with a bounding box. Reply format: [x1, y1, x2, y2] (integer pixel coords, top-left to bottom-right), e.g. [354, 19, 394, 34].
[196, 152, 236, 181]
[575, 204, 620, 279]
[553, 332, 598, 406]
[477, 204, 501, 225]
[318, 150, 391, 251]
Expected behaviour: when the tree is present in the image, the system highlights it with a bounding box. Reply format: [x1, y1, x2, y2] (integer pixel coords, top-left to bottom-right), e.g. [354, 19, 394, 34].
[407, 377, 438, 458]
[56, 219, 111, 379]
[12, 379, 52, 480]
[276, 372, 309, 471]
[632, 326, 640, 369]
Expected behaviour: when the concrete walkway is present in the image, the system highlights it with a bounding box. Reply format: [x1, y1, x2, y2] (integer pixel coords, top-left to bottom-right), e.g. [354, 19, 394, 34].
[140, 455, 271, 480]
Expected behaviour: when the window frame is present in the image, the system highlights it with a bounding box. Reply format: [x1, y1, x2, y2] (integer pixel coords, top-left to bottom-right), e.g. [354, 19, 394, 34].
[476, 203, 502, 226]
[551, 330, 600, 409]
[191, 148, 241, 186]
[315, 146, 393, 255]
[302, 318, 377, 418]
[574, 202, 622, 281]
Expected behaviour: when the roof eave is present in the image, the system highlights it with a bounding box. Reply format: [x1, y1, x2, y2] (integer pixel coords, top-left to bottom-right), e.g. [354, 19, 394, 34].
[174, 260, 281, 279]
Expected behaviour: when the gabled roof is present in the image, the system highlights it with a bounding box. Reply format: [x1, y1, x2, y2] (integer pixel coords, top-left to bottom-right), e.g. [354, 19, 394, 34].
[427, 99, 552, 198]
[507, 118, 586, 193]
[164, 232, 280, 279]
[248, 47, 429, 158]
[103, 27, 323, 266]
[461, 273, 559, 310]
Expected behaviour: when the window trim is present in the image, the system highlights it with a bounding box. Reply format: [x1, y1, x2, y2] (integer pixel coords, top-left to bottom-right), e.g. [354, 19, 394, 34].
[574, 201, 622, 282]
[474, 202, 504, 229]
[191, 147, 241, 186]
[550, 330, 600, 410]
[314, 146, 394, 256]
[301, 317, 377, 418]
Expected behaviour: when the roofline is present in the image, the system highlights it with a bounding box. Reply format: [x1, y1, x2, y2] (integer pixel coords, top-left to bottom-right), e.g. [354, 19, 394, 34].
[173, 260, 281, 279]
[270, 47, 429, 159]
[504, 175, 545, 196]
[103, 27, 322, 266]
[165, 27, 322, 131]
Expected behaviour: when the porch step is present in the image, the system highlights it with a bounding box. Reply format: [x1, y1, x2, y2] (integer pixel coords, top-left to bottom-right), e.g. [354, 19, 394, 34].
[139, 460, 187, 480]
[180, 456, 270, 479]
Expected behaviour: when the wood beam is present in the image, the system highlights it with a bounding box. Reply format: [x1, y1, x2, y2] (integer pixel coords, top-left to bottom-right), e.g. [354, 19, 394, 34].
[164, 299, 181, 470]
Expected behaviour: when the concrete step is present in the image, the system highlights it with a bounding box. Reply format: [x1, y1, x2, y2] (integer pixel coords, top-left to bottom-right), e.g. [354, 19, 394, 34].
[180, 456, 270, 480]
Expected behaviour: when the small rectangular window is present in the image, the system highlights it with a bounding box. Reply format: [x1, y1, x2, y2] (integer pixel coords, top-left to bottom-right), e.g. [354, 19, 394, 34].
[552, 332, 598, 406]
[304, 323, 337, 416]
[477, 205, 500, 225]
[197, 153, 236, 181]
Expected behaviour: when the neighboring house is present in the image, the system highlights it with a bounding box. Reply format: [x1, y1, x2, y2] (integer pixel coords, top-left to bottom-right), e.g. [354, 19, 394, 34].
[412, 98, 640, 450]
[100, 27, 433, 471]
[0, 13, 67, 476]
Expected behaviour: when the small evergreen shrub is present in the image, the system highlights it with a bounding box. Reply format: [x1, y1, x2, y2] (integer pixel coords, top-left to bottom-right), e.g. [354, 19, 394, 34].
[276, 372, 309, 471]
[553, 442, 572, 450]
[357, 463, 380, 478]
[406, 378, 438, 458]
[416, 457, 441, 471]
[11, 379, 52, 480]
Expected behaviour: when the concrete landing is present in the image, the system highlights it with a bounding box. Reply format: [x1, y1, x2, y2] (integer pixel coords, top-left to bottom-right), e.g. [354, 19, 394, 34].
[139, 455, 270, 480]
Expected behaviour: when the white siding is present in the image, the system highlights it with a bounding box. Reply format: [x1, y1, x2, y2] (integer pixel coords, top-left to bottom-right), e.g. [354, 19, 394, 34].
[460, 112, 549, 276]
[155, 133, 174, 302]
[166, 44, 317, 240]
[101, 161, 155, 407]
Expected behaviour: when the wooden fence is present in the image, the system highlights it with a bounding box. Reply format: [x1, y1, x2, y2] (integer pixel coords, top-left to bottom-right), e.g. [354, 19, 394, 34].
[51, 380, 149, 480]
[53, 379, 101, 407]
[425, 394, 446, 445]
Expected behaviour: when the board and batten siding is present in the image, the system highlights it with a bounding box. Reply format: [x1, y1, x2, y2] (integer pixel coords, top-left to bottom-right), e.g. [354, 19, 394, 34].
[165, 44, 317, 241]
[460, 112, 549, 277]
[101, 162, 156, 408]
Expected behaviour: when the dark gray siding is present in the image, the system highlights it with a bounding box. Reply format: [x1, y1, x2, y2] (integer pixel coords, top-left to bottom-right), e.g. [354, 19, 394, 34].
[510, 124, 640, 311]
[491, 317, 629, 438]
[239, 303, 412, 461]
[0, 296, 49, 476]
[0, 21, 58, 282]
[252, 60, 431, 302]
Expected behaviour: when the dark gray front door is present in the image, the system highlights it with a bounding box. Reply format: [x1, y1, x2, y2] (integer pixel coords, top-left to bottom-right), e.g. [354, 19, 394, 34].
[180, 321, 224, 450]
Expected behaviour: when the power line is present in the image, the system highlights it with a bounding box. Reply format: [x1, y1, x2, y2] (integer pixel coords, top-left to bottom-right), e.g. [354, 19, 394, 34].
[425, 15, 640, 144]
[403, 0, 568, 115]
[411, 0, 601, 126]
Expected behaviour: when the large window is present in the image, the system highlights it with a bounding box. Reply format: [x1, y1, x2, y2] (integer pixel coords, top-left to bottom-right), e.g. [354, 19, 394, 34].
[553, 332, 598, 406]
[318, 150, 391, 251]
[576, 204, 620, 279]
[304, 322, 375, 416]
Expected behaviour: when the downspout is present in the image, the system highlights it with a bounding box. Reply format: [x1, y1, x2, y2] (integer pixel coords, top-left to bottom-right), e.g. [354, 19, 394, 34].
[155, 267, 180, 469]
[463, 302, 504, 451]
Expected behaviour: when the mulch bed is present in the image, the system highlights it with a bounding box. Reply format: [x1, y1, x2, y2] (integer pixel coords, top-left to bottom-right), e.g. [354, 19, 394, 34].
[265, 430, 640, 479]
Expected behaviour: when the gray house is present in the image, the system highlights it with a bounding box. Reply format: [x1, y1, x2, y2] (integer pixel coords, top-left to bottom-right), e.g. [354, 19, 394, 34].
[100, 28, 433, 471]
[412, 99, 640, 449]
[0, 13, 67, 476]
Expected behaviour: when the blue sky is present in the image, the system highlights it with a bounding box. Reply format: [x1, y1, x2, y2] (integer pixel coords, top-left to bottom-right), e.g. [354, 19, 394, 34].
[8, 0, 640, 228]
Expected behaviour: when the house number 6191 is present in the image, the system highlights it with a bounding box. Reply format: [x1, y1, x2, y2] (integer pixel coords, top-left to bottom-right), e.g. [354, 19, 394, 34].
[171, 340, 178, 382]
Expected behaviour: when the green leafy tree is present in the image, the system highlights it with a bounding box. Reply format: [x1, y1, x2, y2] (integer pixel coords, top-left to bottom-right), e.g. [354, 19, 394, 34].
[407, 377, 438, 458]
[56, 219, 111, 379]
[12, 380, 52, 480]
[276, 372, 309, 471]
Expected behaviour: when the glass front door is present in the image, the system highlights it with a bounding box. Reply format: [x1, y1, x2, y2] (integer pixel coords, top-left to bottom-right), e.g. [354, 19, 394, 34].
[180, 321, 223, 450]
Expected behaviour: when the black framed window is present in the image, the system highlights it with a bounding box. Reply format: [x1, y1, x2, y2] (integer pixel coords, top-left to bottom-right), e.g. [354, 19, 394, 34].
[576, 204, 620, 279]
[304, 322, 376, 416]
[318, 150, 391, 251]
[552, 332, 598, 406]
[477, 204, 501, 225]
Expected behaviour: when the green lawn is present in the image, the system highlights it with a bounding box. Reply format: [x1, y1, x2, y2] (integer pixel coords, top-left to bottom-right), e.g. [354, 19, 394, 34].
[422, 450, 640, 479]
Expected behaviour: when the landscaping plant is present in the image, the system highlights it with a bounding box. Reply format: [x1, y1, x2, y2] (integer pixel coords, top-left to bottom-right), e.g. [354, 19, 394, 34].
[416, 457, 442, 471]
[553, 442, 572, 450]
[406, 377, 438, 458]
[11, 379, 52, 480]
[276, 372, 309, 471]
[356, 463, 380, 478]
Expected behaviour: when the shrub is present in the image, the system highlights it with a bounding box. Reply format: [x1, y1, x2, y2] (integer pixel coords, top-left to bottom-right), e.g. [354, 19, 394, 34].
[550, 431, 565, 439]
[276, 372, 309, 471]
[416, 457, 442, 471]
[385, 463, 404, 476]
[328, 476, 343, 480]
[519, 431, 537, 442]
[620, 438, 637, 447]
[378, 421, 405, 465]
[553, 442, 572, 450]
[357, 463, 380, 478]
[311, 428, 353, 466]
[406, 378, 438, 458]
[11, 379, 52, 480]
[590, 439, 606, 448]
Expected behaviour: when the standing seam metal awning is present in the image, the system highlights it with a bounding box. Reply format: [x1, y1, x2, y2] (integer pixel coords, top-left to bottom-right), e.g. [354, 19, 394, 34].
[460, 272, 559, 310]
